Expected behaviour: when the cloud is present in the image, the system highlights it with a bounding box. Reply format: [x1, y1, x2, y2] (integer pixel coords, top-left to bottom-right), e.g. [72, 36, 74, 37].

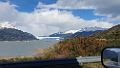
[38, 0, 120, 21]
[0, 1, 114, 36]
[0, 2, 18, 22]
[0, 22, 16, 28]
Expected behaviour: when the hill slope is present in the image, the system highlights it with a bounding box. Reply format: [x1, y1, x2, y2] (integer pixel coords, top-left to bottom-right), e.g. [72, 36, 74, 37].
[92, 24, 120, 39]
[0, 28, 37, 41]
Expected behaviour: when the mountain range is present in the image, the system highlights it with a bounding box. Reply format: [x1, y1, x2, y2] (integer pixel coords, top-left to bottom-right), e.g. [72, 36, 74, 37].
[0, 22, 119, 41]
[49, 27, 107, 39]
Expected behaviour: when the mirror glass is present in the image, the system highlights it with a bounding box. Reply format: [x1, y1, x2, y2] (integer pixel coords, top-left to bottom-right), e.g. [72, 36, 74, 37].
[102, 48, 120, 68]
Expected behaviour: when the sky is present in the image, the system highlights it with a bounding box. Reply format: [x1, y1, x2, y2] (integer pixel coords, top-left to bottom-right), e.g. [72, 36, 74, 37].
[0, 0, 119, 36]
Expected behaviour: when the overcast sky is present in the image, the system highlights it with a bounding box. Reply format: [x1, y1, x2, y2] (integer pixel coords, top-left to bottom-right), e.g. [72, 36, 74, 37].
[0, 0, 119, 36]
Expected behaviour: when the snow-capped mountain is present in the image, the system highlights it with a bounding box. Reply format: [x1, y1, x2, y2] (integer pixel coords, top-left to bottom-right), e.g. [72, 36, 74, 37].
[64, 27, 107, 34]
[79, 27, 107, 32]
[70, 27, 107, 38]
[0, 22, 15, 29]
[49, 27, 107, 39]
[71, 30, 104, 38]
[64, 30, 79, 34]
[49, 32, 72, 38]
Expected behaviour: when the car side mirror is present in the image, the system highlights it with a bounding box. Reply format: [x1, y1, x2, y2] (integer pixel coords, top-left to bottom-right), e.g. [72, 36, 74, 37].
[101, 47, 120, 68]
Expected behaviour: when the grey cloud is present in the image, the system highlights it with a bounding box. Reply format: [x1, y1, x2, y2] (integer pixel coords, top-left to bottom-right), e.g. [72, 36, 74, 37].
[38, 0, 120, 20]
[0, 2, 18, 22]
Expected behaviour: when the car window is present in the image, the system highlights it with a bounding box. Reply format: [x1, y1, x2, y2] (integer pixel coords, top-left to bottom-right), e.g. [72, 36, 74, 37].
[0, 0, 119, 68]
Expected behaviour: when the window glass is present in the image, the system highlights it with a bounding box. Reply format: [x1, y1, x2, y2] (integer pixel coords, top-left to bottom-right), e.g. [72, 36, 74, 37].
[0, 0, 119, 68]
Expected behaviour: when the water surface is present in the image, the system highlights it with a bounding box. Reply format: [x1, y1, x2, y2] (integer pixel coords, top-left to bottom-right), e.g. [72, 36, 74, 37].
[0, 40, 58, 57]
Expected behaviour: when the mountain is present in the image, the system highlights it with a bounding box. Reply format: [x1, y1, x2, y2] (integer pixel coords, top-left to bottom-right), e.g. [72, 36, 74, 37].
[69, 27, 106, 38]
[92, 24, 120, 39]
[49, 27, 106, 38]
[49, 32, 72, 38]
[64, 30, 79, 34]
[80, 27, 106, 31]
[0, 28, 37, 41]
[70, 30, 104, 38]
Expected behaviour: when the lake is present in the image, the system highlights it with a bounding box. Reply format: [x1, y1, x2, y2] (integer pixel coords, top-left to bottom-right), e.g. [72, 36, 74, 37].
[0, 40, 58, 57]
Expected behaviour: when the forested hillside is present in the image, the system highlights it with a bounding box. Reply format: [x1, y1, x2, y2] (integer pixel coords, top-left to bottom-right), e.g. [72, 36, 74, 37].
[0, 28, 37, 41]
[92, 24, 120, 39]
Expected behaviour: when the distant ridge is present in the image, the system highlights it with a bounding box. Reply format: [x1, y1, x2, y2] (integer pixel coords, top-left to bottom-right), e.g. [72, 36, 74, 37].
[92, 24, 120, 39]
[49, 27, 106, 38]
[70, 30, 104, 38]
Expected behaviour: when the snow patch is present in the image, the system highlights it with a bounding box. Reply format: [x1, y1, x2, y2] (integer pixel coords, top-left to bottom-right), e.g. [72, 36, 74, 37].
[64, 30, 79, 34]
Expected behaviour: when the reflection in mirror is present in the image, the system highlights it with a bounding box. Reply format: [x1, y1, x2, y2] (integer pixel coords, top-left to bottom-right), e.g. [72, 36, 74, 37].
[103, 48, 120, 68]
